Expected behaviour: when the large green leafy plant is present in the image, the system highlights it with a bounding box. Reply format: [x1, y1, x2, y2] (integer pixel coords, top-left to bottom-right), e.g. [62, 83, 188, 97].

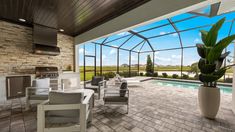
[197, 18, 235, 87]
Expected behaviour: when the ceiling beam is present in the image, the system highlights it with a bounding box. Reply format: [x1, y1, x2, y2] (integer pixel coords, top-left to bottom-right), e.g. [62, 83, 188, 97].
[75, 0, 221, 45]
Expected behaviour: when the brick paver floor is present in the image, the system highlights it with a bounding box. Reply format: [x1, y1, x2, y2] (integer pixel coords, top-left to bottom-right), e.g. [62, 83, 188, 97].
[0, 80, 235, 132]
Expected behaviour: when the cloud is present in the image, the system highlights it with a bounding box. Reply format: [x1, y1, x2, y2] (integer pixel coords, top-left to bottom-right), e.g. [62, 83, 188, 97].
[155, 56, 171, 61]
[171, 54, 181, 59]
[131, 55, 137, 61]
[194, 38, 200, 43]
[199, 32, 201, 37]
[159, 32, 166, 35]
[172, 33, 178, 37]
[102, 55, 106, 60]
[109, 49, 116, 54]
[117, 32, 130, 36]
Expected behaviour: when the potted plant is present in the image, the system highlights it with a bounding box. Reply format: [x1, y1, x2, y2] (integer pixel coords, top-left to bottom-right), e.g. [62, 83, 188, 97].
[63, 65, 73, 72]
[196, 18, 235, 119]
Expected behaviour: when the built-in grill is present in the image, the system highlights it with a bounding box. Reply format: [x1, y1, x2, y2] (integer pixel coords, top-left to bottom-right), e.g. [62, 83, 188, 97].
[35, 67, 59, 79]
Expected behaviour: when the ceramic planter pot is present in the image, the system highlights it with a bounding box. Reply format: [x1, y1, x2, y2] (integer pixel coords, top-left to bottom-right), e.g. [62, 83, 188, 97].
[198, 86, 220, 119]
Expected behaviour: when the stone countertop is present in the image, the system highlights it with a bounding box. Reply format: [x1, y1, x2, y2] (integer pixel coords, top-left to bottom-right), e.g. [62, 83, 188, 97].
[6, 74, 33, 77]
[0, 74, 34, 77]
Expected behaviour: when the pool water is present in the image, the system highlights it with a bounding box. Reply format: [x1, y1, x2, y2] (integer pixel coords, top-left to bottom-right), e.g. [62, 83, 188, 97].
[152, 80, 232, 94]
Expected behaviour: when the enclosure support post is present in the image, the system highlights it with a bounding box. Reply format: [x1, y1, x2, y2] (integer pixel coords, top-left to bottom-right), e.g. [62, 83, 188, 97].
[83, 45, 86, 82]
[117, 48, 119, 74]
[95, 44, 97, 76]
[181, 48, 183, 79]
[138, 52, 140, 73]
[168, 18, 184, 79]
[153, 52, 155, 73]
[100, 44, 102, 75]
[129, 51, 131, 77]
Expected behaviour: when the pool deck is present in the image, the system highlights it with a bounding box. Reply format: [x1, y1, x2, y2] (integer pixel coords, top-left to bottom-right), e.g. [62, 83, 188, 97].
[0, 79, 235, 132]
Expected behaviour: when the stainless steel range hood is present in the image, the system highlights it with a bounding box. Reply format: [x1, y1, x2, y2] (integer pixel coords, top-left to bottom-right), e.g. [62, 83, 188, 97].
[34, 44, 60, 56]
[33, 24, 60, 56]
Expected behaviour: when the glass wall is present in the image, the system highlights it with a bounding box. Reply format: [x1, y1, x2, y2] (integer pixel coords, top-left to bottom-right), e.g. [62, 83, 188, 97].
[183, 48, 200, 80]
[76, 12, 235, 83]
[119, 50, 129, 73]
[155, 50, 181, 78]
[131, 52, 138, 72]
[102, 46, 117, 74]
[139, 53, 154, 74]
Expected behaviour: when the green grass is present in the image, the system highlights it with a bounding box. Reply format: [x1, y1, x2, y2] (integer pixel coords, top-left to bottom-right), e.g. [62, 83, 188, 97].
[79, 66, 233, 81]
[80, 66, 191, 72]
[80, 72, 94, 81]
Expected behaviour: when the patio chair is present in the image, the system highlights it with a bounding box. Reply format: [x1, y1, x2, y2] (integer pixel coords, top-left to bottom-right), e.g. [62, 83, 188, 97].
[37, 91, 92, 132]
[103, 81, 129, 113]
[84, 76, 106, 99]
[25, 78, 51, 110]
[115, 74, 141, 87]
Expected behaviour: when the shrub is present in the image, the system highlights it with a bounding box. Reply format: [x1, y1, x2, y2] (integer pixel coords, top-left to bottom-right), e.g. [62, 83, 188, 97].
[140, 72, 143, 76]
[117, 71, 138, 77]
[130, 71, 138, 77]
[119, 72, 129, 78]
[225, 78, 232, 83]
[145, 72, 153, 77]
[194, 74, 199, 80]
[162, 73, 168, 78]
[101, 72, 116, 80]
[172, 74, 179, 78]
[182, 74, 189, 79]
[153, 72, 158, 77]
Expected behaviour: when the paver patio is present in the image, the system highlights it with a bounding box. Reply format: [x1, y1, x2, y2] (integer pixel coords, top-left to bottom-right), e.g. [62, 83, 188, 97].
[0, 80, 235, 132]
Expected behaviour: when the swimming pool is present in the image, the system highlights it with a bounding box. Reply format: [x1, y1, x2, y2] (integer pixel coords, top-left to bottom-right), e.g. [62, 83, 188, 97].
[152, 80, 232, 94]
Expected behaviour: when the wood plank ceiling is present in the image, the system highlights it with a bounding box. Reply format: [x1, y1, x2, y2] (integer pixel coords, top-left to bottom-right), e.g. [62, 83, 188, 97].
[0, 0, 149, 36]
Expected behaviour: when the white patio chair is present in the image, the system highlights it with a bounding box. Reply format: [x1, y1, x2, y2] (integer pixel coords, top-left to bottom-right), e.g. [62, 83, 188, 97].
[103, 81, 129, 113]
[115, 74, 141, 86]
[25, 78, 51, 110]
[37, 91, 92, 132]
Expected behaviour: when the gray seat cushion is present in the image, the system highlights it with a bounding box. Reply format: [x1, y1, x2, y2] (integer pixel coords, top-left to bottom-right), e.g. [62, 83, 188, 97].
[104, 95, 128, 103]
[47, 91, 84, 124]
[46, 116, 80, 125]
[91, 76, 103, 86]
[85, 84, 98, 92]
[28, 95, 48, 100]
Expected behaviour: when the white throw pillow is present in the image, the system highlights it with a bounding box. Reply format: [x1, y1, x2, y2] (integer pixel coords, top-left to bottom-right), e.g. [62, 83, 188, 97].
[62, 78, 78, 89]
[33, 78, 50, 95]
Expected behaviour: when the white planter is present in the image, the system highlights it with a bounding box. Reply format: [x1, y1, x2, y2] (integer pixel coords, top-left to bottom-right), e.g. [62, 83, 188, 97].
[198, 86, 220, 119]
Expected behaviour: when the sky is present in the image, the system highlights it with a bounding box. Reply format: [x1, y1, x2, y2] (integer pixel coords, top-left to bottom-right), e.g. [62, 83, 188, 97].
[77, 12, 235, 66]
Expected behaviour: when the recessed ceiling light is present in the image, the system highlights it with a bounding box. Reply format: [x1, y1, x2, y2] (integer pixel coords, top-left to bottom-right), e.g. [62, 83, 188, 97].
[59, 29, 64, 32]
[19, 18, 26, 22]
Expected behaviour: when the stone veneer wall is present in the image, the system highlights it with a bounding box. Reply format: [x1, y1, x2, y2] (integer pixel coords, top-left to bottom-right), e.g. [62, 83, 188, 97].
[0, 20, 74, 75]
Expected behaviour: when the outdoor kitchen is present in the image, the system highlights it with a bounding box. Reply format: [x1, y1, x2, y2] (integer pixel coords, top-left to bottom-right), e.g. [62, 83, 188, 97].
[0, 20, 78, 103]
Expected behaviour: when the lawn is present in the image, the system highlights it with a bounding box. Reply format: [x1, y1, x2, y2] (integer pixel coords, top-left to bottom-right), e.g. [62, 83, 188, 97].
[80, 66, 191, 72]
[79, 66, 233, 81]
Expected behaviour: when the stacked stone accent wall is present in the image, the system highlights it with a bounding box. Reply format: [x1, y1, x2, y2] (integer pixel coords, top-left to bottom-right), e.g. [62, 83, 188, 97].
[0, 20, 74, 75]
